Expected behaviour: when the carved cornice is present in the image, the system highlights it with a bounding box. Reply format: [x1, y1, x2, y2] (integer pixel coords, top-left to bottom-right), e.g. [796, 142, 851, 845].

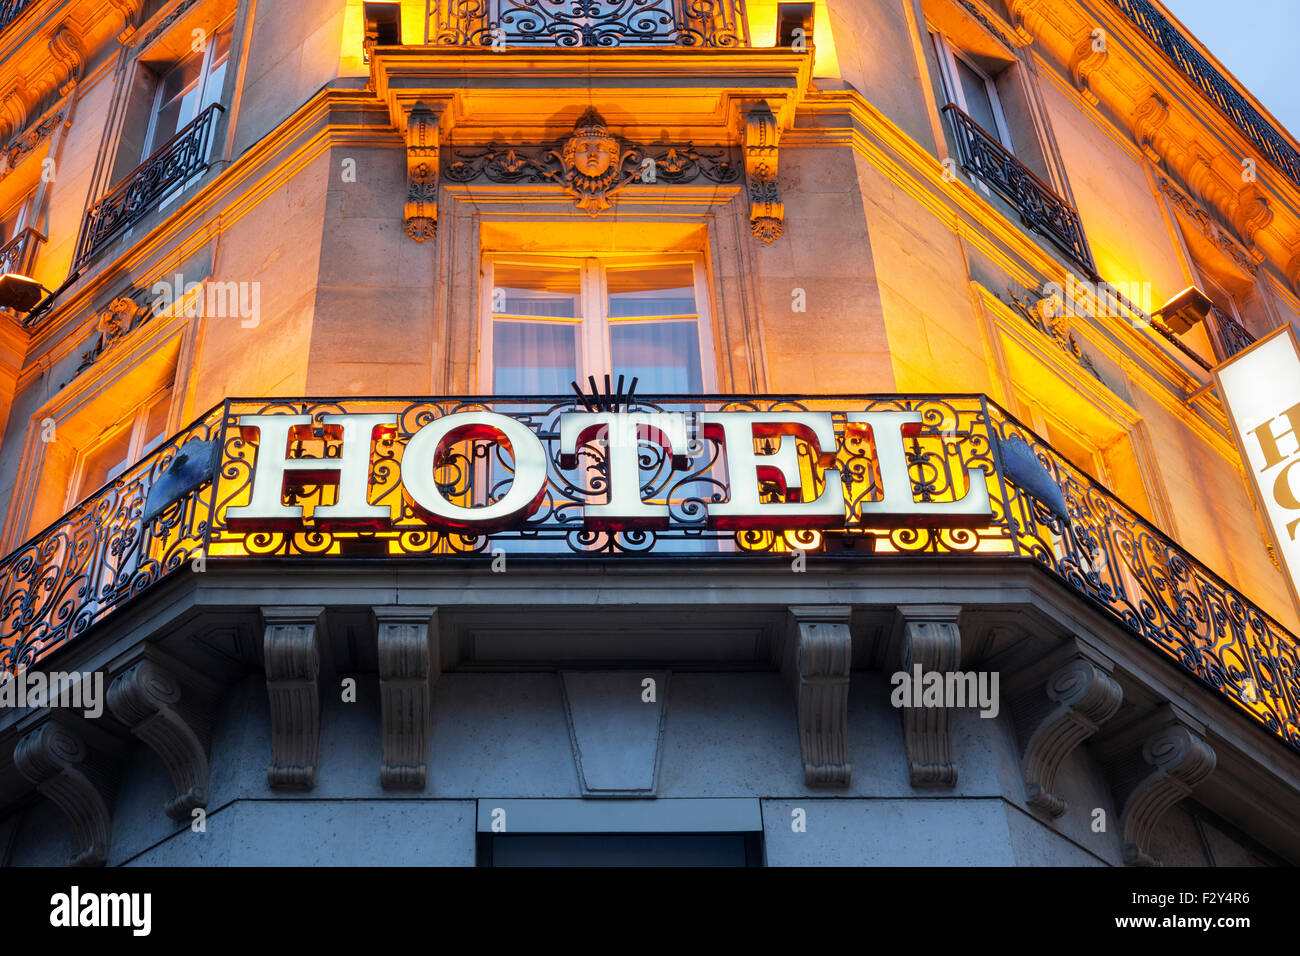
[0, 98, 65, 182]
[1159, 174, 1258, 278]
[788, 605, 852, 787]
[107, 650, 216, 821]
[14, 718, 118, 866]
[376, 606, 438, 790]
[896, 606, 962, 788]
[262, 607, 324, 790]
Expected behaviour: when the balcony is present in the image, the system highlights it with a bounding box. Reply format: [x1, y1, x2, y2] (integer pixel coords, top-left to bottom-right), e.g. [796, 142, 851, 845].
[427, 0, 747, 48]
[942, 104, 1095, 274]
[0, 393, 1296, 756]
[1111, 0, 1300, 189]
[0, 0, 35, 34]
[0, 224, 42, 277]
[72, 103, 224, 271]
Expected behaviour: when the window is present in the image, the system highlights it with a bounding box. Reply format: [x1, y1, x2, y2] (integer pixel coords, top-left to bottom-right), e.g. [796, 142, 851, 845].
[932, 33, 1013, 150]
[481, 254, 715, 395]
[142, 24, 231, 162]
[0, 189, 37, 272]
[1195, 269, 1271, 347]
[69, 386, 172, 506]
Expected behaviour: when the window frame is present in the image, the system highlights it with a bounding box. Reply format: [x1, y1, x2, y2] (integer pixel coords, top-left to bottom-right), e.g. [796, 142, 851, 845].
[65, 383, 174, 508]
[478, 251, 718, 396]
[140, 23, 232, 162]
[931, 32, 1015, 151]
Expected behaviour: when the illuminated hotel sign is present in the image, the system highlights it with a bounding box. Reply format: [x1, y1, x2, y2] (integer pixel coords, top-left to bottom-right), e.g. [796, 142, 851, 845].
[1215, 326, 1300, 607]
[223, 408, 994, 536]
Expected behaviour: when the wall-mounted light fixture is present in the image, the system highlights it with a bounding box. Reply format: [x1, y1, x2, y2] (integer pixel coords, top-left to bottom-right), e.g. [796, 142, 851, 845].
[0, 273, 47, 314]
[1153, 286, 1214, 334]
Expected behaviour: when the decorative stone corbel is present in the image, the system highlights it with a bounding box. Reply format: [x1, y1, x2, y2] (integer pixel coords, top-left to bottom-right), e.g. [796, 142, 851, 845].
[1069, 29, 1108, 106]
[1233, 184, 1272, 259]
[1132, 92, 1169, 163]
[1007, 649, 1122, 817]
[47, 25, 85, 97]
[1005, 0, 1049, 45]
[1285, 241, 1300, 297]
[1100, 707, 1217, 866]
[403, 104, 440, 242]
[896, 605, 962, 787]
[14, 718, 119, 866]
[375, 606, 438, 790]
[107, 650, 217, 821]
[788, 605, 852, 787]
[262, 606, 324, 790]
[742, 103, 783, 242]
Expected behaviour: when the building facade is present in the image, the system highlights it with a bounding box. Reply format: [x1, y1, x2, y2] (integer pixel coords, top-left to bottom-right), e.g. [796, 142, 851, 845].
[0, 0, 1296, 866]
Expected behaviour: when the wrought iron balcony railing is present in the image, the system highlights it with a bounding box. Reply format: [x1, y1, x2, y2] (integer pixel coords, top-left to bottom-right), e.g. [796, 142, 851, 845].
[0, 0, 36, 34]
[72, 103, 224, 270]
[1111, 0, 1300, 190]
[428, 0, 747, 47]
[943, 104, 1095, 273]
[1210, 307, 1256, 362]
[0, 225, 42, 277]
[0, 393, 1296, 754]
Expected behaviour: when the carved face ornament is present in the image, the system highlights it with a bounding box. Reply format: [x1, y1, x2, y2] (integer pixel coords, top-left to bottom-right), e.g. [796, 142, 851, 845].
[559, 112, 628, 214]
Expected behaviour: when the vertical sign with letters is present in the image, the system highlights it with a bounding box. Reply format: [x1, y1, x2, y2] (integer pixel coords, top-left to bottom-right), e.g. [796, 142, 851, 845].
[1215, 325, 1300, 609]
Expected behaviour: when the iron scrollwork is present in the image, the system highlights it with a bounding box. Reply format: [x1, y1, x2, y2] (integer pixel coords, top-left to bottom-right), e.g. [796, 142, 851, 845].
[429, 0, 745, 48]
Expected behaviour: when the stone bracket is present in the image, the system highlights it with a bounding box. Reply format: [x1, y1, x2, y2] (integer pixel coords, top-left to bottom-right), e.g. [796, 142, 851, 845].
[1100, 705, 1217, 866]
[787, 605, 852, 787]
[262, 606, 324, 790]
[1006, 645, 1123, 817]
[375, 606, 439, 790]
[895, 605, 962, 788]
[742, 102, 783, 243]
[107, 646, 219, 821]
[14, 716, 121, 866]
[403, 103, 442, 241]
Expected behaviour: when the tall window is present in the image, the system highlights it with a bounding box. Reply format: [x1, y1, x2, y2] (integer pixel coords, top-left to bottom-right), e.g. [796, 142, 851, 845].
[481, 254, 715, 395]
[0, 189, 37, 273]
[142, 24, 231, 162]
[69, 386, 172, 506]
[932, 34, 1013, 150]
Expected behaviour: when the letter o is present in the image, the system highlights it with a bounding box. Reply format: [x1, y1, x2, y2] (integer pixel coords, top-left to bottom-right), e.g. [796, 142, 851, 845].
[401, 412, 548, 531]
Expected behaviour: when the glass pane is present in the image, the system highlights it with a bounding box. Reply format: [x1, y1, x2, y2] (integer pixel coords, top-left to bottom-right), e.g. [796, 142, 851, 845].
[607, 263, 697, 317]
[201, 27, 233, 110]
[610, 321, 702, 393]
[492, 263, 580, 318]
[139, 392, 172, 457]
[493, 320, 579, 394]
[79, 426, 134, 497]
[956, 59, 1002, 144]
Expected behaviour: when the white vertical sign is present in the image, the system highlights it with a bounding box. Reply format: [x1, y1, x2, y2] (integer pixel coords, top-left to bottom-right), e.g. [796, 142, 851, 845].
[1214, 325, 1300, 608]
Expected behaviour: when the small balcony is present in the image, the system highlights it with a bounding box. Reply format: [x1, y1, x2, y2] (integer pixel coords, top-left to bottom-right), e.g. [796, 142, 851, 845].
[942, 104, 1095, 274]
[72, 102, 224, 271]
[427, 0, 748, 48]
[0, 224, 42, 278]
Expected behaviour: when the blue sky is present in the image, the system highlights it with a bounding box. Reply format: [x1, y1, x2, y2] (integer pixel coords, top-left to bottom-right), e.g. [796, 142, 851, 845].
[1162, 0, 1299, 139]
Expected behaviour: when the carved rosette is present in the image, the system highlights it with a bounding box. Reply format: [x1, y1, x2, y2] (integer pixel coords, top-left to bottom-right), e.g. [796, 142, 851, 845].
[263, 608, 324, 790]
[107, 657, 213, 821]
[743, 104, 783, 242]
[790, 606, 852, 786]
[15, 721, 117, 866]
[404, 105, 440, 242]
